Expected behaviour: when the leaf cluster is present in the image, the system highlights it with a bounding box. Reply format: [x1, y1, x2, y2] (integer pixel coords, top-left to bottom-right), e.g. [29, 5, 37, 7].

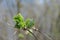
[13, 13, 34, 29]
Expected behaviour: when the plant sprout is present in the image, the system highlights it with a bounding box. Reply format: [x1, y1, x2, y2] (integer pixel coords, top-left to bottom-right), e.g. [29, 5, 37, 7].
[13, 13, 38, 40]
[13, 13, 34, 29]
[13, 13, 25, 29]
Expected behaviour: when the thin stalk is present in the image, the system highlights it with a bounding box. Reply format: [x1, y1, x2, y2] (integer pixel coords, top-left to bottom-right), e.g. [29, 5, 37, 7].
[27, 29, 38, 40]
[16, 0, 20, 14]
[16, 0, 21, 40]
[32, 28, 55, 40]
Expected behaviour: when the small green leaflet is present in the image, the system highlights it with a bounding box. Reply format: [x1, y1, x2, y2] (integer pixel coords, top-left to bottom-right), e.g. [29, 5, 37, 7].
[13, 13, 25, 29]
[25, 18, 34, 28]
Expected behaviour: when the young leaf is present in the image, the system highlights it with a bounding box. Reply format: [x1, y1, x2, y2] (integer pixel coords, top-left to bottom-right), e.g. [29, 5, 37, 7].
[13, 13, 25, 29]
[13, 13, 24, 22]
[25, 18, 34, 28]
[18, 33, 24, 38]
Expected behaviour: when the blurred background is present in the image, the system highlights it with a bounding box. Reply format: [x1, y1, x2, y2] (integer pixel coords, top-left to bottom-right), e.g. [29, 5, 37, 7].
[0, 0, 60, 40]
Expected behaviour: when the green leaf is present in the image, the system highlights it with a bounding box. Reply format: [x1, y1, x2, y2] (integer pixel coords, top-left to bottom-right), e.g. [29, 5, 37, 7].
[25, 18, 34, 28]
[18, 33, 24, 38]
[13, 13, 24, 22]
[18, 22, 26, 28]
[13, 13, 25, 29]
[13, 13, 35, 29]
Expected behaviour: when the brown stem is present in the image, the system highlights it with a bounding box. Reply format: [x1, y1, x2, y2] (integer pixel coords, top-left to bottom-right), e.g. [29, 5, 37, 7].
[16, 0, 20, 13]
[32, 28, 55, 40]
[27, 29, 38, 40]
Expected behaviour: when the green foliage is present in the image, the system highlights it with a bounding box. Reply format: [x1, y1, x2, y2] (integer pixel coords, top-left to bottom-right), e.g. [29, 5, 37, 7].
[13, 13, 24, 22]
[13, 13, 35, 39]
[13, 13, 34, 29]
[25, 18, 34, 28]
[18, 33, 24, 38]
[13, 13, 25, 29]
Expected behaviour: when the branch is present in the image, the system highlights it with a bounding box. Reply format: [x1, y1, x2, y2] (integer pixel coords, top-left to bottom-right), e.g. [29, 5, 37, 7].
[16, 0, 20, 13]
[32, 28, 54, 40]
[27, 29, 38, 40]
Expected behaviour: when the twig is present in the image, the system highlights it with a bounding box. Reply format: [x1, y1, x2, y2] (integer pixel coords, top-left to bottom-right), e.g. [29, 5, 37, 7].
[27, 29, 38, 40]
[16, 0, 20, 13]
[32, 28, 54, 40]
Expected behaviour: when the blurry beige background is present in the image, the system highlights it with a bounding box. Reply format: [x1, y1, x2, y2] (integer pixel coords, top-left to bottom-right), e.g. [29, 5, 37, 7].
[0, 0, 60, 40]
